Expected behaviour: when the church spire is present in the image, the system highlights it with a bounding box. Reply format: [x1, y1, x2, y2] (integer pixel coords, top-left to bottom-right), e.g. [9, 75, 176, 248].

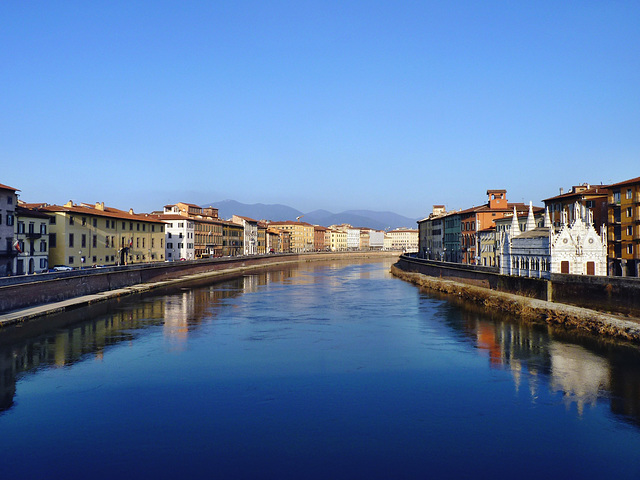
[544, 206, 551, 229]
[525, 201, 536, 232]
[510, 206, 520, 237]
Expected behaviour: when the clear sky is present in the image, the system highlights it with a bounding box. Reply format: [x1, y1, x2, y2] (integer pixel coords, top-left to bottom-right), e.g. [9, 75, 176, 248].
[2, 1, 638, 219]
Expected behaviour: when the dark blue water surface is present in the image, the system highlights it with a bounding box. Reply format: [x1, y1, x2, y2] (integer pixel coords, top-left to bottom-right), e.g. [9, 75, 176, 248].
[2, 259, 640, 479]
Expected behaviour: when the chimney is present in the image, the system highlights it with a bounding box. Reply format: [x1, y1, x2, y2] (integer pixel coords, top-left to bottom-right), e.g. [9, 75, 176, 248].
[64, 200, 73, 207]
[95, 202, 105, 211]
[129, 208, 134, 215]
[559, 187, 564, 195]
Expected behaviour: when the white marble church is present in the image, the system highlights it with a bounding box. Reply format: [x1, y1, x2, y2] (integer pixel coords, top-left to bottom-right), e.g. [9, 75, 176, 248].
[498, 202, 607, 279]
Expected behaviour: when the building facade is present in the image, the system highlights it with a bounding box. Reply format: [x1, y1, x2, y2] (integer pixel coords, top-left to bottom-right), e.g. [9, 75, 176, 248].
[543, 183, 609, 231]
[385, 229, 419, 252]
[268, 221, 314, 252]
[0, 184, 18, 276]
[607, 176, 640, 276]
[232, 215, 258, 255]
[39, 201, 165, 267]
[14, 205, 50, 274]
[499, 203, 607, 278]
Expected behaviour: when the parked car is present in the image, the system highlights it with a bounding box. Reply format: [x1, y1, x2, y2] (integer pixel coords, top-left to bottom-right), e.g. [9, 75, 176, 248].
[52, 265, 73, 271]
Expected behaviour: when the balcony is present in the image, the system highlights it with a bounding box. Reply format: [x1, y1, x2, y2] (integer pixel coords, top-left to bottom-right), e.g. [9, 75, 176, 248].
[25, 232, 42, 239]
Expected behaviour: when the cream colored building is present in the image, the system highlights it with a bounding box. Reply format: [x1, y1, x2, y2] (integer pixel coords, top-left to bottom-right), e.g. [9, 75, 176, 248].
[384, 229, 419, 252]
[268, 221, 314, 252]
[329, 229, 347, 251]
[38, 201, 166, 267]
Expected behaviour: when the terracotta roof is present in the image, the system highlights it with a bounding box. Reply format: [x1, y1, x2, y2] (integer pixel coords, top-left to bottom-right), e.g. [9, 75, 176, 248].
[542, 185, 609, 201]
[606, 176, 640, 188]
[37, 203, 165, 224]
[0, 183, 19, 192]
[268, 220, 313, 226]
[233, 215, 258, 223]
[16, 205, 50, 219]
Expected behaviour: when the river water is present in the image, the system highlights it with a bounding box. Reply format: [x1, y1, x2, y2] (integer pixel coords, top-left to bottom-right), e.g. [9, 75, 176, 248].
[1, 258, 640, 479]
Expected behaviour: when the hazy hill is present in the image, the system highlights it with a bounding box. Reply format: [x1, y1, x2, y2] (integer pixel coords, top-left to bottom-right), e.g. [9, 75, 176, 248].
[208, 200, 418, 230]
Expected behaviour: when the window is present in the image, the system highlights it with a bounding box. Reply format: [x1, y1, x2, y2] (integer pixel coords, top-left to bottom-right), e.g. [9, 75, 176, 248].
[130, 222, 133, 231]
[69, 216, 74, 225]
[49, 233, 57, 248]
[40, 258, 47, 269]
[151, 238, 155, 248]
[40, 240, 47, 252]
[627, 207, 633, 218]
[93, 235, 97, 247]
[613, 191, 621, 203]
[69, 256, 74, 264]
[17, 222, 25, 234]
[106, 236, 110, 248]
[7, 213, 14, 226]
[93, 218, 97, 227]
[152, 225, 155, 232]
[628, 226, 633, 236]
[168, 232, 172, 238]
[7, 195, 13, 204]
[628, 244, 634, 255]
[81, 234, 86, 248]
[142, 238, 145, 248]
[82, 217, 86, 226]
[167, 242, 173, 249]
[69, 233, 74, 248]
[49, 216, 56, 224]
[40, 223, 47, 234]
[137, 223, 140, 231]
[143, 224, 146, 231]
[136, 238, 140, 248]
[627, 189, 633, 199]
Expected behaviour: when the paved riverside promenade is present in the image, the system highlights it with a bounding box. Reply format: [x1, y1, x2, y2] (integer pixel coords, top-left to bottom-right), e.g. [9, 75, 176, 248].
[0, 251, 399, 328]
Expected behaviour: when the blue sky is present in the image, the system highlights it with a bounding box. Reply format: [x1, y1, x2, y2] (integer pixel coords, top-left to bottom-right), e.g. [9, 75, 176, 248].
[2, 1, 638, 218]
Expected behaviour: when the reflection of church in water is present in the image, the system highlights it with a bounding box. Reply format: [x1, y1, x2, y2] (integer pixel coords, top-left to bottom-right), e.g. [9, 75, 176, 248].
[465, 312, 640, 425]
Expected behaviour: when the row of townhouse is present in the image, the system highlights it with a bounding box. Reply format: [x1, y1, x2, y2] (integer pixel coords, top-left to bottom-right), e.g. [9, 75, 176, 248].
[418, 176, 640, 277]
[0, 184, 401, 276]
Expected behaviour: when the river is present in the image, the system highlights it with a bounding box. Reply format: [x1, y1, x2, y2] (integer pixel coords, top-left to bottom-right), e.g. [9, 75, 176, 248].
[1, 258, 640, 479]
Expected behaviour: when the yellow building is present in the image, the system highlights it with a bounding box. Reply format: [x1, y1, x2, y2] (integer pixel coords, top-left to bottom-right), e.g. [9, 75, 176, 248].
[38, 201, 166, 267]
[608, 176, 640, 276]
[257, 222, 267, 254]
[329, 229, 347, 251]
[267, 221, 314, 252]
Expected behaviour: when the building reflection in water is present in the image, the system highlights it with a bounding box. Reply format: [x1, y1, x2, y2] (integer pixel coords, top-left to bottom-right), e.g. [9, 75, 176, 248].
[0, 268, 304, 412]
[2, 260, 640, 434]
[452, 304, 640, 426]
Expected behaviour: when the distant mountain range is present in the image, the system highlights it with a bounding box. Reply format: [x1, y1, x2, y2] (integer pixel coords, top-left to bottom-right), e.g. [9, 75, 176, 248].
[206, 200, 419, 231]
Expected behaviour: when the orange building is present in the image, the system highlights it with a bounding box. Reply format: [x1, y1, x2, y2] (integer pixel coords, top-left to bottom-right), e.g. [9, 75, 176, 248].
[459, 190, 531, 265]
[542, 183, 609, 232]
[607, 176, 640, 276]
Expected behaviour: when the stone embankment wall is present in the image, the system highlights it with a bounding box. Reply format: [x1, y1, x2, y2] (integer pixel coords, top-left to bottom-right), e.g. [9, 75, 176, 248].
[0, 252, 398, 315]
[396, 255, 640, 317]
[390, 265, 640, 343]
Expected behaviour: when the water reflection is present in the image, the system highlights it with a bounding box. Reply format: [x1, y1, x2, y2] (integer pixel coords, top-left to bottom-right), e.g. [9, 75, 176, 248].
[434, 296, 640, 427]
[2, 259, 640, 440]
[0, 267, 313, 412]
